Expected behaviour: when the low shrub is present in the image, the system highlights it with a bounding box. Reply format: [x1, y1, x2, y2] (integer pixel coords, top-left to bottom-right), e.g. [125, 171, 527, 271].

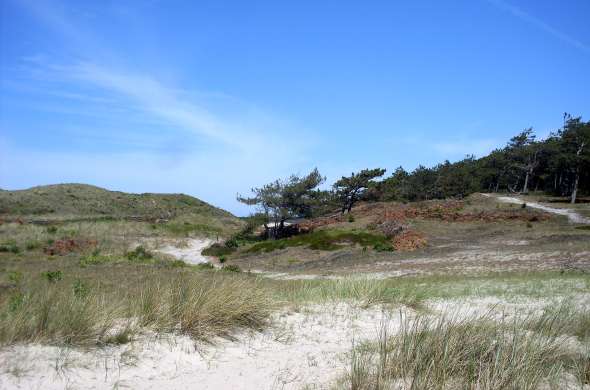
[41, 270, 63, 283]
[168, 259, 187, 268]
[125, 246, 153, 262]
[72, 279, 90, 298]
[0, 240, 20, 254]
[221, 265, 241, 273]
[25, 240, 41, 250]
[79, 253, 116, 267]
[373, 242, 394, 252]
[202, 242, 236, 257]
[8, 271, 23, 284]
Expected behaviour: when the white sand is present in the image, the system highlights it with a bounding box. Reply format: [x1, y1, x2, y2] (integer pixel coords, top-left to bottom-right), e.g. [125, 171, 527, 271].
[157, 238, 215, 265]
[0, 303, 406, 390]
[2, 297, 586, 390]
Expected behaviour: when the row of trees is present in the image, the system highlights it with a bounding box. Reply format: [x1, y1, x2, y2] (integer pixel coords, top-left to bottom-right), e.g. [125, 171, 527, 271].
[239, 114, 589, 238]
[368, 114, 589, 204]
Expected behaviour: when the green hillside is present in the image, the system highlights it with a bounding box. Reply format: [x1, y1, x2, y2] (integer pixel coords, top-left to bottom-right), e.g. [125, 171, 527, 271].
[0, 183, 235, 221]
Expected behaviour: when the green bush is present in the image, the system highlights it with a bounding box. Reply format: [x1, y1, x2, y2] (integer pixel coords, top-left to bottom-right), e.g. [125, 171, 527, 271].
[72, 279, 90, 298]
[219, 255, 226, 264]
[168, 260, 187, 268]
[25, 241, 41, 250]
[348, 214, 355, 223]
[8, 293, 24, 312]
[225, 238, 239, 248]
[125, 246, 153, 262]
[46, 226, 58, 234]
[373, 242, 394, 252]
[196, 262, 215, 270]
[202, 242, 236, 257]
[41, 270, 63, 283]
[221, 264, 241, 273]
[79, 252, 115, 267]
[8, 271, 23, 284]
[0, 240, 20, 254]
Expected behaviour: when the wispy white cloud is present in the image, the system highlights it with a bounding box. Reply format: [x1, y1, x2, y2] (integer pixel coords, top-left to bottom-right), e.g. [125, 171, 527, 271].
[3, 0, 318, 214]
[66, 62, 242, 148]
[486, 0, 589, 53]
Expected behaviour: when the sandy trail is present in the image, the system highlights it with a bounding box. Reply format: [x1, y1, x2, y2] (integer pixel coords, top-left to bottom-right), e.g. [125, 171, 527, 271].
[485, 194, 590, 224]
[157, 238, 215, 265]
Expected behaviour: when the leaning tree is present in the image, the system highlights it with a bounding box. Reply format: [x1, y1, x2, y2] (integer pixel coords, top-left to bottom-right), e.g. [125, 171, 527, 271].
[333, 168, 386, 214]
[237, 168, 325, 239]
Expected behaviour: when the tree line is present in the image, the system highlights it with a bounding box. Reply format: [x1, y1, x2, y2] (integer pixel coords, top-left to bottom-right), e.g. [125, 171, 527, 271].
[239, 114, 589, 238]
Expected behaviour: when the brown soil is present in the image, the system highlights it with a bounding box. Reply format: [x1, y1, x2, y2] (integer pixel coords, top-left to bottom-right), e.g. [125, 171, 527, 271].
[43, 239, 98, 256]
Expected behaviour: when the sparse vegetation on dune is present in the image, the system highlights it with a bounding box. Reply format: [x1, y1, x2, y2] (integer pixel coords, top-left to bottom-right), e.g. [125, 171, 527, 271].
[341, 306, 590, 389]
[0, 182, 589, 389]
[245, 229, 394, 253]
[0, 270, 273, 346]
[0, 184, 243, 238]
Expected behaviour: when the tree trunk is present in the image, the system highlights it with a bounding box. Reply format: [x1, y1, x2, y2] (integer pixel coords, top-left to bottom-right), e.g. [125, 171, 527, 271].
[495, 181, 500, 193]
[571, 169, 579, 204]
[522, 171, 530, 194]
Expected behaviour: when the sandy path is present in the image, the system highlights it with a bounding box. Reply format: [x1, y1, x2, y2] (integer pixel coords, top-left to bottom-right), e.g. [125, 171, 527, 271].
[485, 194, 590, 224]
[157, 238, 215, 265]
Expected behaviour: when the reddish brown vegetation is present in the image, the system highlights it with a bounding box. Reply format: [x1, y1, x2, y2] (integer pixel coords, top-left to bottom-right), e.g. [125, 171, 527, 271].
[393, 230, 428, 251]
[43, 239, 97, 256]
[357, 201, 549, 224]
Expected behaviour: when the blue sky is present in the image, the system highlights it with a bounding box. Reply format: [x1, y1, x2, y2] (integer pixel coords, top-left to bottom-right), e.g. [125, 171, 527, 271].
[1, 0, 589, 215]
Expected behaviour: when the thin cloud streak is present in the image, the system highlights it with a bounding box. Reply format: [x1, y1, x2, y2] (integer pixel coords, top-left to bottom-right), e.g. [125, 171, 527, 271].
[487, 0, 590, 53]
[68, 62, 240, 148]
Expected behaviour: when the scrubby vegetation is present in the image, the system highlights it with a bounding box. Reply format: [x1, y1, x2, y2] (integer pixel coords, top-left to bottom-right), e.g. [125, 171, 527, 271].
[237, 114, 589, 244]
[245, 229, 393, 253]
[0, 116, 588, 388]
[342, 307, 590, 389]
[0, 270, 273, 346]
[0, 183, 234, 219]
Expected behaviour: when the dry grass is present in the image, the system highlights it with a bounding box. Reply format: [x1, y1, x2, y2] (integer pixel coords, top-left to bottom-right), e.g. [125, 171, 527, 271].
[0, 272, 274, 346]
[341, 306, 590, 389]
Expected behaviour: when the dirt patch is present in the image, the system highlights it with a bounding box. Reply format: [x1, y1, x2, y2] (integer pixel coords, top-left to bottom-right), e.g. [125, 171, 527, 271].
[43, 239, 97, 256]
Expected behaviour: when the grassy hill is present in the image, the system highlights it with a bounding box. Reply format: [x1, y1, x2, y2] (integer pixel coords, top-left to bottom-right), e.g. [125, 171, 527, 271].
[0, 183, 235, 221]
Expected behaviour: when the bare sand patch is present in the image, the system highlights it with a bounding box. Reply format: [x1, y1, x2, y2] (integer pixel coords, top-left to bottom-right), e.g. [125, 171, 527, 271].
[156, 238, 216, 265]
